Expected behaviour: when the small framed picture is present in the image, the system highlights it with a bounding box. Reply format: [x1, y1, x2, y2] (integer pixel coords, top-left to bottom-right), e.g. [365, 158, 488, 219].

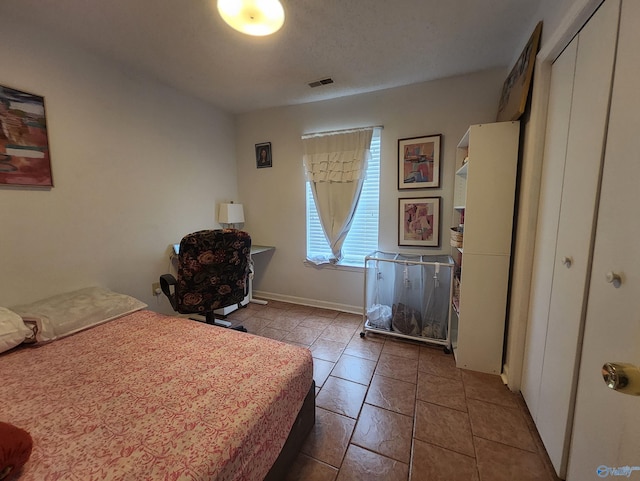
[255, 142, 272, 168]
[398, 197, 440, 247]
[398, 134, 441, 189]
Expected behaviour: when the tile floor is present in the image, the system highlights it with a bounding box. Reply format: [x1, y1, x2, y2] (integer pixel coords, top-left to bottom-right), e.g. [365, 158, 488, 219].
[226, 301, 561, 481]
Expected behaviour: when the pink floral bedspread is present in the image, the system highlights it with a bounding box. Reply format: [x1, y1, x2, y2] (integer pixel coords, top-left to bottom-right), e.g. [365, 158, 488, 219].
[0, 310, 313, 481]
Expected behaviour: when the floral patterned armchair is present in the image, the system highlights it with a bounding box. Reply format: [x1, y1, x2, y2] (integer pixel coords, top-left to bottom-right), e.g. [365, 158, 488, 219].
[160, 229, 252, 330]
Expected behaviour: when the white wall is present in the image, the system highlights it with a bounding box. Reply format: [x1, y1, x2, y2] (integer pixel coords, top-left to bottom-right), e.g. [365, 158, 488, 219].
[0, 14, 238, 309]
[236, 69, 505, 312]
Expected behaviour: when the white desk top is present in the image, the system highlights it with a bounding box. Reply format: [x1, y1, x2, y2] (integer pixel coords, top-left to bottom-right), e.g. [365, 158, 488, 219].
[251, 245, 275, 255]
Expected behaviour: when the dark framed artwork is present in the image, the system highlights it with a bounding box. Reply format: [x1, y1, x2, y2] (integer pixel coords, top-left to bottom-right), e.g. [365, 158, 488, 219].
[255, 142, 272, 168]
[0, 85, 53, 186]
[496, 21, 543, 122]
[398, 196, 440, 247]
[398, 134, 441, 189]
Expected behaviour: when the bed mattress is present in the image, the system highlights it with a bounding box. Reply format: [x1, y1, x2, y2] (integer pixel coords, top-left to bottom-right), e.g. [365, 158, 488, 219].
[0, 310, 313, 481]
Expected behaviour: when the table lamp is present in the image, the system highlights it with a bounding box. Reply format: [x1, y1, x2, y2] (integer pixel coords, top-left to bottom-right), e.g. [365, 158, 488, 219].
[218, 202, 245, 229]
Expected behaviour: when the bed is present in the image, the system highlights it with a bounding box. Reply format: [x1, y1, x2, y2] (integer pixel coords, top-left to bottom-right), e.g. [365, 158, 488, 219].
[0, 288, 315, 481]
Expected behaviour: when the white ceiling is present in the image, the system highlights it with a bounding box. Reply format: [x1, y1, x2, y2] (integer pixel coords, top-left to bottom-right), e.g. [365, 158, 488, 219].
[1, 0, 542, 114]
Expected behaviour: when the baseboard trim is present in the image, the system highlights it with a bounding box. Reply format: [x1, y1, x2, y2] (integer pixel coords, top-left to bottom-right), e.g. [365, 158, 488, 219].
[252, 290, 362, 316]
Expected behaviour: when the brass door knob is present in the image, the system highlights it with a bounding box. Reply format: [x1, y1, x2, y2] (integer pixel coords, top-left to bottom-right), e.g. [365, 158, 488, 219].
[602, 362, 640, 395]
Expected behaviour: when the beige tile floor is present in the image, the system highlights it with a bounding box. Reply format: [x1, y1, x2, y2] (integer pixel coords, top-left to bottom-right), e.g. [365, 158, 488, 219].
[226, 301, 561, 481]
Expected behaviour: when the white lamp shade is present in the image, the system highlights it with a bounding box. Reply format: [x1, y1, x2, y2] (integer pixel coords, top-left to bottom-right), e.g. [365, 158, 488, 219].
[217, 0, 285, 36]
[218, 203, 245, 224]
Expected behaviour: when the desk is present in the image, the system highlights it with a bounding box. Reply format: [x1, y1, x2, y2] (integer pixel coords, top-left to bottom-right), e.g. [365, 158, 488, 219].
[251, 245, 275, 256]
[248, 245, 274, 305]
[170, 243, 275, 313]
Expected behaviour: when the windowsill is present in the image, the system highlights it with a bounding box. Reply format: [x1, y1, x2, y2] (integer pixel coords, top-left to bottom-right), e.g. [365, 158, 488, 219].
[303, 260, 364, 273]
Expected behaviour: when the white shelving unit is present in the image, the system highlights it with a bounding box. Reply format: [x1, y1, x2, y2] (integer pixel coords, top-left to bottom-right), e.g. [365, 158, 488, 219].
[450, 121, 520, 374]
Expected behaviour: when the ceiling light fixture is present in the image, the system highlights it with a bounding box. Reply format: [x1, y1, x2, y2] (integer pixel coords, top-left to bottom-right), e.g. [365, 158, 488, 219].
[217, 0, 285, 36]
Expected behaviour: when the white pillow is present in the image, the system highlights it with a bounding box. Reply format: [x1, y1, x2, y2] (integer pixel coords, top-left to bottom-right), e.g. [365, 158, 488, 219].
[0, 307, 31, 353]
[10, 287, 147, 341]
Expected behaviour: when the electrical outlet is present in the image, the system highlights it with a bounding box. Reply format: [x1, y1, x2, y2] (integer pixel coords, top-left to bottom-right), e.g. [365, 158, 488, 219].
[152, 282, 161, 296]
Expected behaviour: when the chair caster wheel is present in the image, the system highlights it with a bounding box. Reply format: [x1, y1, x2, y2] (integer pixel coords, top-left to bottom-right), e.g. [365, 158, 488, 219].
[360, 332, 365, 338]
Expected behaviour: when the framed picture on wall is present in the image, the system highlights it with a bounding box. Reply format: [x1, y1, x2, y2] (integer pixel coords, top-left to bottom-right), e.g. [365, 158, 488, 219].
[398, 134, 441, 189]
[398, 196, 440, 247]
[255, 142, 272, 168]
[0, 84, 53, 186]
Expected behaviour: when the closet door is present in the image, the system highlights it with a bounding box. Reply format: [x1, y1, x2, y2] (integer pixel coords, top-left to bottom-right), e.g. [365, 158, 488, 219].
[523, 0, 620, 477]
[521, 30, 577, 419]
[566, 1, 640, 477]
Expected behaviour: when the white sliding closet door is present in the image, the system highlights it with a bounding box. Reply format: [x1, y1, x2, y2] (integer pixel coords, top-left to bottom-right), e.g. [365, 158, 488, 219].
[521, 0, 620, 477]
[566, 1, 640, 477]
[521, 30, 577, 420]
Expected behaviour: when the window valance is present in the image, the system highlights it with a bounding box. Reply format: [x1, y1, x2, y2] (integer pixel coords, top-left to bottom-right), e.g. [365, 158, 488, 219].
[302, 128, 374, 183]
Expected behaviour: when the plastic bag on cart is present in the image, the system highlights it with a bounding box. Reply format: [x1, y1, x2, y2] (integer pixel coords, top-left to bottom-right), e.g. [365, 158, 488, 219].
[391, 302, 421, 336]
[366, 303, 392, 330]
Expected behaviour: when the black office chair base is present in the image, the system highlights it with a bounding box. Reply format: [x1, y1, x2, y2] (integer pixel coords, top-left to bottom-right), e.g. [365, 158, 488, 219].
[202, 312, 247, 332]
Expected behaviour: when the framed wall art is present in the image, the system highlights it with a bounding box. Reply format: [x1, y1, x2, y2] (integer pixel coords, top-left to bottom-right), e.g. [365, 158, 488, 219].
[496, 21, 542, 122]
[255, 142, 272, 168]
[0, 85, 53, 187]
[398, 134, 441, 189]
[398, 196, 440, 247]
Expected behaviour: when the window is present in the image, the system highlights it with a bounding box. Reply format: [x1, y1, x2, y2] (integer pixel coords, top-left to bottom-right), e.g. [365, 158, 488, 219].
[306, 128, 380, 267]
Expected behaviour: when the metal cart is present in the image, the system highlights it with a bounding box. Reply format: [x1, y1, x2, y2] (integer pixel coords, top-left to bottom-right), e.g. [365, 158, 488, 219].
[361, 251, 454, 352]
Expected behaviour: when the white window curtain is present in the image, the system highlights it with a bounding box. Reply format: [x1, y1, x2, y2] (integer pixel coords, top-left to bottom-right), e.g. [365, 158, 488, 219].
[303, 127, 374, 264]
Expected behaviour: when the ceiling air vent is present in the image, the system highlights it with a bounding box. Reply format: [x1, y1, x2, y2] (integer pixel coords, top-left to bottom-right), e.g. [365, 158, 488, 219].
[308, 77, 334, 88]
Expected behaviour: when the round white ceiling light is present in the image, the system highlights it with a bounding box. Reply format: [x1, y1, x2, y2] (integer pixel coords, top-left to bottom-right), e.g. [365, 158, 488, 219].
[217, 0, 285, 36]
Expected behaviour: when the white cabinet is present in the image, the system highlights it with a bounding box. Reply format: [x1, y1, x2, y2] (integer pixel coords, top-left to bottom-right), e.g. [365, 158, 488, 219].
[451, 121, 520, 374]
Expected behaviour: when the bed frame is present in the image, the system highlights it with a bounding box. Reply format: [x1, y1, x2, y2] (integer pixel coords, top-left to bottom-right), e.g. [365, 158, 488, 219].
[264, 381, 315, 481]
